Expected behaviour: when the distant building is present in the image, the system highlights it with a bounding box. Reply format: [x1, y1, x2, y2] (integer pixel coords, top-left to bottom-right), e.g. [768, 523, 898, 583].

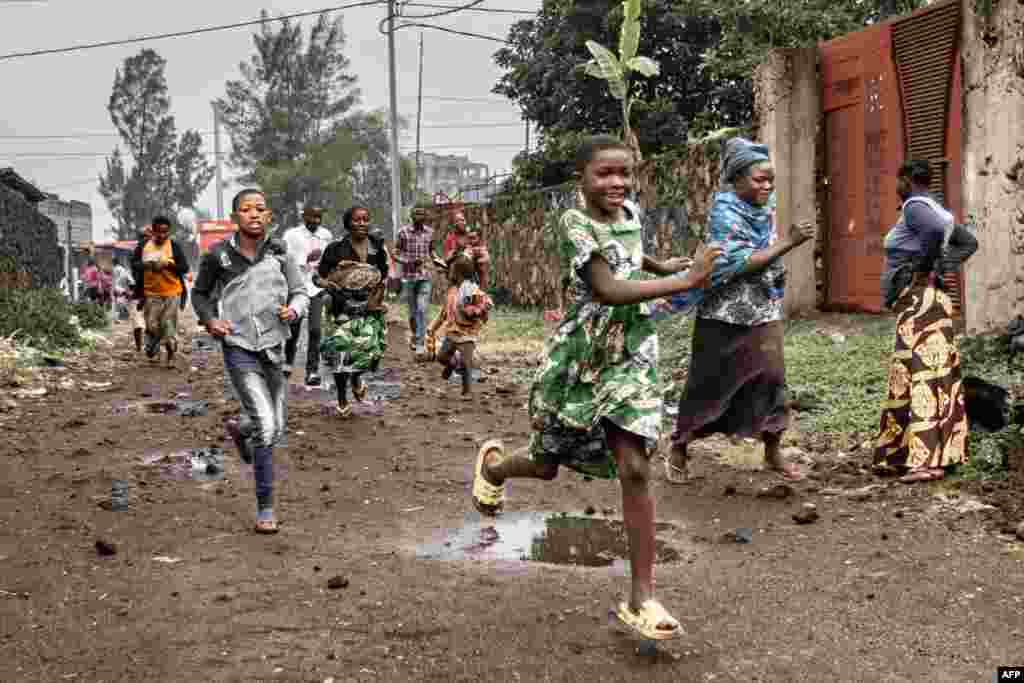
[37, 194, 93, 249]
[414, 152, 489, 200]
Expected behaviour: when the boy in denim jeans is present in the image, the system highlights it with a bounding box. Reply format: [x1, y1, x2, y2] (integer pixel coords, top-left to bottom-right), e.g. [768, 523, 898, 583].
[191, 189, 309, 533]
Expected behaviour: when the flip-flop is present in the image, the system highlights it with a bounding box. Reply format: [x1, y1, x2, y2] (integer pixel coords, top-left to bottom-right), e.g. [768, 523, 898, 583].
[335, 404, 352, 419]
[613, 599, 683, 641]
[663, 456, 689, 485]
[254, 511, 279, 534]
[899, 468, 944, 483]
[352, 379, 368, 403]
[472, 440, 506, 516]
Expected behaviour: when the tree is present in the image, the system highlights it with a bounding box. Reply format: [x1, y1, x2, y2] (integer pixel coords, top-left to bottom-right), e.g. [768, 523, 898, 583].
[685, 0, 926, 95]
[494, 0, 730, 187]
[218, 12, 361, 228]
[98, 49, 214, 239]
[582, 0, 661, 163]
[495, 0, 926, 188]
[342, 110, 415, 233]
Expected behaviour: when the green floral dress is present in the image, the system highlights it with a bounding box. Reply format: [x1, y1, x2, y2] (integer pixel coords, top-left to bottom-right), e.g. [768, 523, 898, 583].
[527, 201, 661, 479]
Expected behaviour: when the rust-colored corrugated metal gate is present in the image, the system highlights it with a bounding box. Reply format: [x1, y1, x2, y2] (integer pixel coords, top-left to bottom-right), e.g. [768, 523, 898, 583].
[819, 0, 963, 315]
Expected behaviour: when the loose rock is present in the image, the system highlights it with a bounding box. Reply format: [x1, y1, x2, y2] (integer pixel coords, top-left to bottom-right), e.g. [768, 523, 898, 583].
[757, 483, 794, 499]
[793, 505, 820, 525]
[1016, 521, 1024, 542]
[327, 575, 349, 590]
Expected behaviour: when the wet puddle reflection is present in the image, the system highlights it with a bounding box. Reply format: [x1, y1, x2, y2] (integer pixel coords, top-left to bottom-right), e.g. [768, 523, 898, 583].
[417, 512, 681, 568]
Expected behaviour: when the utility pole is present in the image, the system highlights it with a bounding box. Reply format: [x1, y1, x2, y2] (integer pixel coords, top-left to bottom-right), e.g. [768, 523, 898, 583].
[386, 0, 402, 241]
[414, 32, 424, 201]
[212, 101, 224, 219]
[65, 220, 74, 302]
[525, 119, 530, 154]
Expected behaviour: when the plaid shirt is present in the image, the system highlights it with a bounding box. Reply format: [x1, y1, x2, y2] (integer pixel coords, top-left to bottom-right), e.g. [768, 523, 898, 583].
[396, 223, 434, 281]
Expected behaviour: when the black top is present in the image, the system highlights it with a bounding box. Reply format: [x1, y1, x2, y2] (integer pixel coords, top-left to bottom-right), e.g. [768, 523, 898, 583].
[319, 235, 389, 281]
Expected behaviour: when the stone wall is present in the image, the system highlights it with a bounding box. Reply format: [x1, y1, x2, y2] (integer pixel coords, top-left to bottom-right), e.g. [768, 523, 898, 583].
[755, 47, 822, 316]
[961, 0, 1024, 333]
[0, 185, 62, 289]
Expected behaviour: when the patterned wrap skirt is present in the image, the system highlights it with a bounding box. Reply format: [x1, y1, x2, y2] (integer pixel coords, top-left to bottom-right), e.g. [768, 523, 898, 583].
[873, 281, 968, 471]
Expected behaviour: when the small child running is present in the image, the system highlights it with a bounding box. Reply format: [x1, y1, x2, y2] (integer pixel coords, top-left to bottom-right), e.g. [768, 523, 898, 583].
[470, 135, 720, 642]
[191, 189, 309, 534]
[425, 255, 493, 397]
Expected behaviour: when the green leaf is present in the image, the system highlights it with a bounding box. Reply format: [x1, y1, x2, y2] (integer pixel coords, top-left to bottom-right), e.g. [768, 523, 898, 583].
[619, 0, 642, 62]
[625, 55, 660, 77]
[583, 60, 608, 80]
[584, 40, 627, 100]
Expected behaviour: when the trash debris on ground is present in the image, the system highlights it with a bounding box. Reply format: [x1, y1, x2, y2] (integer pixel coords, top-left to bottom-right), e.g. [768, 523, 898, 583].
[757, 483, 795, 499]
[13, 387, 46, 399]
[729, 528, 753, 544]
[95, 539, 117, 556]
[109, 480, 129, 511]
[152, 556, 183, 564]
[174, 399, 208, 418]
[83, 380, 114, 391]
[141, 448, 225, 481]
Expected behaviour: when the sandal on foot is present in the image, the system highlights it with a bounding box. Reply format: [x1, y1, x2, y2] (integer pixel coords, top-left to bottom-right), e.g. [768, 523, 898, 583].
[336, 404, 352, 419]
[899, 467, 944, 483]
[254, 511, 279, 534]
[352, 380, 368, 403]
[613, 599, 683, 641]
[663, 453, 689, 485]
[472, 439, 506, 516]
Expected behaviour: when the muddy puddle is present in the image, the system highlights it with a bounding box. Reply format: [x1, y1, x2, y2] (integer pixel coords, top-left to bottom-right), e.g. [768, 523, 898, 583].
[417, 512, 682, 569]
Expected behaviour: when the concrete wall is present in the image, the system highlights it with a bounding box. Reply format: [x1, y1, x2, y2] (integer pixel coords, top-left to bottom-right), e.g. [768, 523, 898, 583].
[961, 0, 1024, 333]
[756, 47, 822, 316]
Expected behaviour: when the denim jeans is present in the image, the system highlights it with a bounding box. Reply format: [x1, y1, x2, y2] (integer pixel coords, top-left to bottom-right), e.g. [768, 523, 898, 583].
[223, 344, 287, 509]
[402, 279, 432, 346]
[285, 291, 325, 375]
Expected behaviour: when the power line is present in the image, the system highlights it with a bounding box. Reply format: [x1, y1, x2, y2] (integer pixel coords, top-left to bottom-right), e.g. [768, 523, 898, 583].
[0, 121, 525, 142]
[403, 2, 535, 14]
[0, 0, 387, 61]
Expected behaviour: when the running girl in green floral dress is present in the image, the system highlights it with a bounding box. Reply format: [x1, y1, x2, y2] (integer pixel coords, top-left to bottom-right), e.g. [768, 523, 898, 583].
[470, 135, 721, 642]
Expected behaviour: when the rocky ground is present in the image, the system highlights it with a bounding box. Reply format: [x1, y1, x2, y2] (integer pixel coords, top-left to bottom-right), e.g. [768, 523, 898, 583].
[1, 313, 1022, 682]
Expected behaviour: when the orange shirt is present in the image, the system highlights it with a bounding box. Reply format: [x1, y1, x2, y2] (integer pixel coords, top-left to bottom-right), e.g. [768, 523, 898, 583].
[142, 240, 183, 298]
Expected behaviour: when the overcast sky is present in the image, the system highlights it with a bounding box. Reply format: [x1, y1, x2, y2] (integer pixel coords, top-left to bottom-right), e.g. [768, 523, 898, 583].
[0, 0, 540, 238]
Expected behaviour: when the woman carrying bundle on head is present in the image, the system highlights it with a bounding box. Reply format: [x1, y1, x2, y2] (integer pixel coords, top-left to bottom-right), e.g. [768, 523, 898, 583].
[317, 206, 391, 418]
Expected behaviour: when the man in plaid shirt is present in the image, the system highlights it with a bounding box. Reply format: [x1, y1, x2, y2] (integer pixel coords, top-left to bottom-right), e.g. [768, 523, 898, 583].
[395, 205, 435, 354]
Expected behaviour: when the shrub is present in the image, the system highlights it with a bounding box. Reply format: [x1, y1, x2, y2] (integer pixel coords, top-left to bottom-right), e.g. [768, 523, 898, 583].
[0, 287, 82, 349]
[72, 301, 109, 330]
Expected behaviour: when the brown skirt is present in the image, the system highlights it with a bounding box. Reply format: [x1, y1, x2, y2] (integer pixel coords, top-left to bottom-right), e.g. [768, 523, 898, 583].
[672, 317, 789, 446]
[873, 282, 968, 471]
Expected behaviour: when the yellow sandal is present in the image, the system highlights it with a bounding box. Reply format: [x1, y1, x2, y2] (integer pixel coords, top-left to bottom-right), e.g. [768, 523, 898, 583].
[613, 599, 683, 641]
[472, 440, 506, 516]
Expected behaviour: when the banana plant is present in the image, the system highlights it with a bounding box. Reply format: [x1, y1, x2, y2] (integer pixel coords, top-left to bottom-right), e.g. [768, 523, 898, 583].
[582, 0, 661, 163]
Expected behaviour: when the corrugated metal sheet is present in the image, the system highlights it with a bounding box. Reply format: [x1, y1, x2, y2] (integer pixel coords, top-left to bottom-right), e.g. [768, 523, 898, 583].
[893, 0, 963, 316]
[819, 0, 963, 315]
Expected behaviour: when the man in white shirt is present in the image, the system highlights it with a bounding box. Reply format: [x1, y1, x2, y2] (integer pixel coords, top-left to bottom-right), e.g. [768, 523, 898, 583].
[281, 205, 333, 385]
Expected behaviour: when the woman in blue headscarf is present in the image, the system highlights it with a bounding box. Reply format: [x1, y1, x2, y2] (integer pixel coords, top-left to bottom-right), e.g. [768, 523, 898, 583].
[664, 138, 815, 483]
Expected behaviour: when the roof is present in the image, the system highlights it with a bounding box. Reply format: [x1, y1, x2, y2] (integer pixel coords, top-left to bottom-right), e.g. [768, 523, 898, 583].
[0, 167, 46, 203]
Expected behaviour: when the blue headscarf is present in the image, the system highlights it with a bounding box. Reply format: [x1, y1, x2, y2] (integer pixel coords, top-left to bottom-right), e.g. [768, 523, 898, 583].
[652, 138, 780, 318]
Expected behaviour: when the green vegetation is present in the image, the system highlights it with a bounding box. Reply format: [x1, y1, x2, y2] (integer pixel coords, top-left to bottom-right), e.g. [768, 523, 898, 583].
[483, 306, 1019, 478]
[0, 288, 92, 351]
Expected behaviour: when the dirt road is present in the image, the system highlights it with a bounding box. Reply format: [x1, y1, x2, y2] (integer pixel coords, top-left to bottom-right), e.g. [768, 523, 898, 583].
[1, 317, 1022, 682]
